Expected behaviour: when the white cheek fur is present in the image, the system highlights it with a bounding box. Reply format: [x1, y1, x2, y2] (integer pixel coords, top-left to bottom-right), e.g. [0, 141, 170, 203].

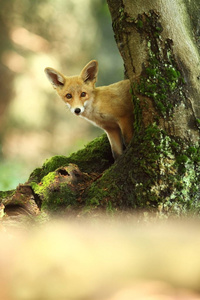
[65, 103, 71, 109]
[83, 100, 89, 107]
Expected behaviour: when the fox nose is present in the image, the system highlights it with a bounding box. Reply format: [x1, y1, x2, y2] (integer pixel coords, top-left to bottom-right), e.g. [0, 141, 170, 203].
[74, 108, 81, 115]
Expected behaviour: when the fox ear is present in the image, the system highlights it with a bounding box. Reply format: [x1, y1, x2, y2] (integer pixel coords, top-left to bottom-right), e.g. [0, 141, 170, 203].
[44, 68, 65, 88]
[80, 60, 98, 83]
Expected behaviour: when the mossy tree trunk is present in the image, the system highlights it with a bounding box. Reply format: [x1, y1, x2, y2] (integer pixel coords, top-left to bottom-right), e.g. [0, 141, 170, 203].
[1, 0, 200, 218]
[89, 0, 200, 215]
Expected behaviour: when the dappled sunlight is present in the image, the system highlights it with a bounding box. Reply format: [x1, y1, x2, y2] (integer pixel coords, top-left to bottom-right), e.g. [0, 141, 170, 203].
[2, 51, 26, 73]
[10, 27, 49, 52]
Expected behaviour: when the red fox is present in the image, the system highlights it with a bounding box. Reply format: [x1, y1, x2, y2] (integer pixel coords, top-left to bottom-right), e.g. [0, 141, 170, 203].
[45, 60, 134, 159]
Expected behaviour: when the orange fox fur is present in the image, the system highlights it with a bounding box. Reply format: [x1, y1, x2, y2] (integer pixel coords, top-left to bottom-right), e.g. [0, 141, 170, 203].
[45, 60, 134, 159]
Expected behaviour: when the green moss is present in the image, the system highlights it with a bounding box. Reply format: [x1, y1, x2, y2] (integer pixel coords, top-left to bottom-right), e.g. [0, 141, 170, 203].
[0, 190, 15, 201]
[132, 95, 142, 133]
[195, 118, 200, 131]
[137, 57, 183, 116]
[83, 123, 200, 216]
[28, 134, 113, 184]
[31, 171, 76, 212]
[176, 154, 189, 164]
[187, 147, 198, 155]
[156, 26, 162, 32]
[165, 67, 180, 82]
[68, 134, 113, 172]
[119, 7, 125, 21]
[171, 141, 179, 150]
[31, 172, 56, 194]
[83, 164, 122, 212]
[136, 19, 143, 29]
[26, 133, 114, 213]
[28, 167, 45, 184]
[41, 156, 71, 177]
[126, 125, 200, 215]
[86, 179, 112, 207]
[146, 68, 157, 77]
[106, 201, 115, 214]
[131, 12, 185, 118]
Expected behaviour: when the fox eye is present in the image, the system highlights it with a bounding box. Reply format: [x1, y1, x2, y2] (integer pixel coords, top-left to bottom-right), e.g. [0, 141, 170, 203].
[66, 93, 72, 99]
[81, 92, 86, 97]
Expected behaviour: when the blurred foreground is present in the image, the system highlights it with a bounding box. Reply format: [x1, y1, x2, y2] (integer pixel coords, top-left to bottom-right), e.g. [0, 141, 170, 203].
[1, 217, 200, 299]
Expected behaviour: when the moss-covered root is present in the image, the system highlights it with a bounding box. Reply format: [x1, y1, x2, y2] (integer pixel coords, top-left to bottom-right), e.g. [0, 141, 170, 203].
[29, 134, 113, 184]
[0, 134, 113, 217]
[31, 164, 94, 212]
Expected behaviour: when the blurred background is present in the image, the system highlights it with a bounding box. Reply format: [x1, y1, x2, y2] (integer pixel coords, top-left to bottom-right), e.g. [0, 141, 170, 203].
[0, 0, 123, 191]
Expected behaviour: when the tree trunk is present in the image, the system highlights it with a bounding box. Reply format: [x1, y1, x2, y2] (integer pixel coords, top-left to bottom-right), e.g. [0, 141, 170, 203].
[95, 0, 200, 215]
[108, 0, 200, 139]
[1, 0, 200, 218]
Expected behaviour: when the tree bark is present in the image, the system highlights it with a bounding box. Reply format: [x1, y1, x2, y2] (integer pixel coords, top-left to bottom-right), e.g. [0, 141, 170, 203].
[93, 0, 200, 215]
[107, 0, 200, 139]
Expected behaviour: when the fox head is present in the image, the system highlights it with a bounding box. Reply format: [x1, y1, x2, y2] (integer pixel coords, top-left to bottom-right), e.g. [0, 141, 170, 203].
[45, 60, 98, 116]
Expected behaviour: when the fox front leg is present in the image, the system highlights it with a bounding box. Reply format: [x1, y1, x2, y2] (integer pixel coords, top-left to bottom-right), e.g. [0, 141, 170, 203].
[118, 116, 134, 147]
[104, 126, 123, 160]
